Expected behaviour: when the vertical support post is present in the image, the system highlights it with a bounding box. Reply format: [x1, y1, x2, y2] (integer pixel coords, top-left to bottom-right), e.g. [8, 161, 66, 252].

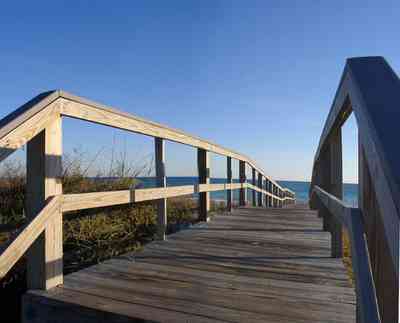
[329, 128, 343, 258]
[226, 157, 232, 212]
[198, 148, 210, 221]
[264, 179, 268, 207]
[272, 185, 276, 207]
[359, 134, 398, 322]
[155, 138, 167, 240]
[257, 173, 263, 207]
[268, 181, 272, 207]
[252, 168, 256, 207]
[239, 160, 246, 206]
[26, 116, 63, 290]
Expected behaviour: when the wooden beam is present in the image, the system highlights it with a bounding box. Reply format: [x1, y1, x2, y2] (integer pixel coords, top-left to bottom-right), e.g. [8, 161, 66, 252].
[239, 161, 246, 206]
[58, 94, 286, 192]
[0, 196, 61, 280]
[252, 168, 256, 207]
[257, 173, 263, 207]
[0, 101, 61, 163]
[62, 183, 249, 213]
[330, 128, 343, 258]
[198, 149, 210, 222]
[26, 116, 63, 290]
[226, 157, 232, 212]
[155, 138, 167, 240]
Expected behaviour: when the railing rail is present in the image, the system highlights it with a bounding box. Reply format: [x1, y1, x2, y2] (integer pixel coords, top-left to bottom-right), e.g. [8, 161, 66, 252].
[0, 90, 295, 290]
[310, 56, 400, 322]
[312, 186, 381, 323]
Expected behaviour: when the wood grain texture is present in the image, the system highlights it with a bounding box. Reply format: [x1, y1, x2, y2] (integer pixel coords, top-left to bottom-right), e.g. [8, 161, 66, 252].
[155, 137, 167, 240]
[23, 206, 356, 323]
[257, 173, 263, 207]
[252, 168, 256, 207]
[26, 118, 63, 290]
[312, 186, 381, 323]
[62, 184, 251, 212]
[57, 93, 286, 192]
[310, 57, 400, 322]
[239, 160, 246, 206]
[0, 196, 61, 279]
[198, 148, 210, 221]
[0, 91, 290, 193]
[0, 101, 61, 162]
[227, 157, 233, 212]
[359, 144, 397, 323]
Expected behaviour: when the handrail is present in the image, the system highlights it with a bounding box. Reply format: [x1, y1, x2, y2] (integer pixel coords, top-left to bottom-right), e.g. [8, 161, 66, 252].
[0, 90, 286, 192]
[0, 90, 295, 290]
[62, 182, 294, 213]
[312, 186, 381, 323]
[0, 196, 61, 279]
[310, 56, 400, 322]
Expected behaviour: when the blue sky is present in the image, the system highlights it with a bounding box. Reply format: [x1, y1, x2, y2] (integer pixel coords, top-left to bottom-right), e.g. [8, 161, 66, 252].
[1, 1, 399, 182]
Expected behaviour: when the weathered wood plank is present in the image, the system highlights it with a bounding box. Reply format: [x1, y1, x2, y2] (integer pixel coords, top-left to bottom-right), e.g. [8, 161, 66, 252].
[26, 117, 63, 290]
[0, 196, 61, 279]
[57, 93, 286, 192]
[226, 157, 232, 212]
[198, 148, 210, 221]
[24, 206, 356, 323]
[155, 137, 167, 240]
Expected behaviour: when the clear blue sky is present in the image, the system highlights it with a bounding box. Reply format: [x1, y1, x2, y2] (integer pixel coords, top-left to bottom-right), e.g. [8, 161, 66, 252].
[1, 1, 400, 182]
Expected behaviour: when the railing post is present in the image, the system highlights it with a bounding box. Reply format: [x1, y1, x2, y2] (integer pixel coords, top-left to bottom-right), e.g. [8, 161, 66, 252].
[155, 138, 167, 240]
[268, 181, 272, 207]
[252, 168, 256, 207]
[26, 116, 63, 290]
[264, 178, 268, 207]
[226, 157, 232, 212]
[272, 185, 276, 207]
[319, 128, 343, 258]
[257, 173, 263, 207]
[239, 160, 246, 206]
[359, 137, 398, 322]
[330, 129, 343, 258]
[198, 148, 210, 221]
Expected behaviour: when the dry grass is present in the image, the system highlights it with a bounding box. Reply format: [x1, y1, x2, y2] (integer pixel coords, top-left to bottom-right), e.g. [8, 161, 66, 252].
[342, 229, 354, 286]
[0, 150, 231, 323]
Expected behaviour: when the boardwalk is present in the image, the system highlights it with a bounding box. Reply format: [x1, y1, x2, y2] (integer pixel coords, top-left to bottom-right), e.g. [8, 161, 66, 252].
[24, 206, 356, 323]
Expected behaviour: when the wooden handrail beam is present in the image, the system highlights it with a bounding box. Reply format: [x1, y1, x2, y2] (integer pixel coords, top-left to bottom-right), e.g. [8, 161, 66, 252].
[0, 196, 61, 280]
[312, 186, 381, 323]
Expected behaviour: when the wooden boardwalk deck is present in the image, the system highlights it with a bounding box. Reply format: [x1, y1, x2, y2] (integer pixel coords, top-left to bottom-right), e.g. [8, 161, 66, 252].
[23, 206, 356, 323]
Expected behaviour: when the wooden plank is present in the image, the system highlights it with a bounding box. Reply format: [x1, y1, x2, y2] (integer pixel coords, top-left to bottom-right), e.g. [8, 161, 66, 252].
[26, 117, 63, 290]
[24, 206, 355, 323]
[257, 173, 263, 207]
[0, 100, 61, 162]
[198, 149, 210, 221]
[226, 157, 232, 212]
[311, 57, 400, 321]
[264, 179, 268, 207]
[239, 160, 246, 206]
[62, 183, 249, 212]
[312, 187, 381, 323]
[346, 208, 381, 323]
[58, 93, 286, 192]
[359, 143, 397, 323]
[0, 196, 61, 279]
[155, 137, 167, 240]
[252, 168, 256, 207]
[329, 128, 343, 258]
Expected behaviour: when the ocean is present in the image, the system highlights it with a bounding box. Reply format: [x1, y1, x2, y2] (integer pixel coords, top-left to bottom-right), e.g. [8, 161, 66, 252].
[136, 177, 358, 207]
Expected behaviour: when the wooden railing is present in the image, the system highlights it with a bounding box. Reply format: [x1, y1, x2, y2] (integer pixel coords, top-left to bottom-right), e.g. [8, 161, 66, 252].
[312, 186, 380, 323]
[0, 90, 295, 290]
[310, 56, 400, 323]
